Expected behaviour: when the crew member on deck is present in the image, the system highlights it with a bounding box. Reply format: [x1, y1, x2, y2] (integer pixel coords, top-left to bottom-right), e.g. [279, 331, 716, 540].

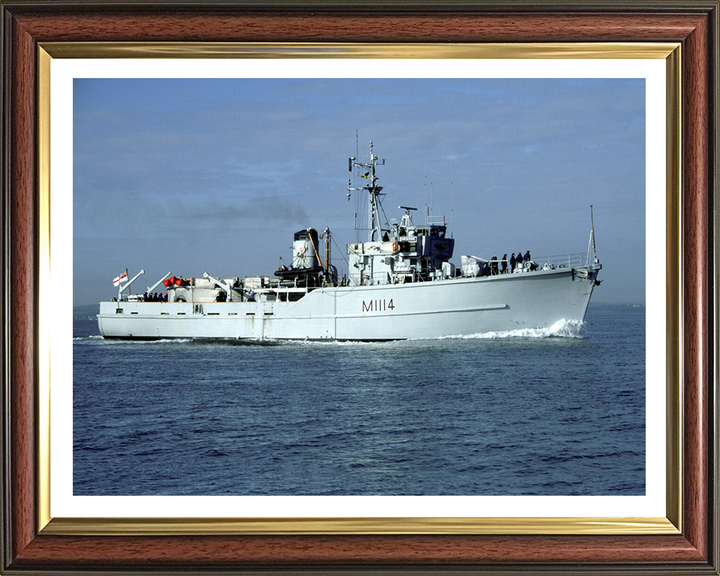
[501, 254, 508, 274]
[510, 253, 516, 273]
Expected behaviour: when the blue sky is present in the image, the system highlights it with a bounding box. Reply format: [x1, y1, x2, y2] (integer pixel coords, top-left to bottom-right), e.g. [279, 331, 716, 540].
[73, 77, 645, 306]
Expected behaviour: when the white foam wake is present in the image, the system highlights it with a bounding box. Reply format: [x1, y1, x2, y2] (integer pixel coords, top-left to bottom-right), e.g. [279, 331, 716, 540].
[441, 319, 585, 340]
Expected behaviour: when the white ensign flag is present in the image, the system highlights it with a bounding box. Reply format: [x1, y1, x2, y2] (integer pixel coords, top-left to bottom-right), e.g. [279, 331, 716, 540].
[112, 271, 128, 286]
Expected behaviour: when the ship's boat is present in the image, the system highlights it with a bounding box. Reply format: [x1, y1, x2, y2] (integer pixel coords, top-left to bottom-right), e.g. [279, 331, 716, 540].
[98, 141, 602, 341]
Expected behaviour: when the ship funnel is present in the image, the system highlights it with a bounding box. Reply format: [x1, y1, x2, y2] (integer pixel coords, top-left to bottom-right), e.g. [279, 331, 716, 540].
[293, 228, 320, 270]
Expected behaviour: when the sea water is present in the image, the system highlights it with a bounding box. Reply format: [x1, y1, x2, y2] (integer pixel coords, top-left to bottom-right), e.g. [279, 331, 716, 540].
[73, 303, 645, 496]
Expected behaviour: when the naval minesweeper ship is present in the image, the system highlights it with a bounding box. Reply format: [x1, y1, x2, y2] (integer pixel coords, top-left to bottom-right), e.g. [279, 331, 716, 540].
[98, 141, 602, 341]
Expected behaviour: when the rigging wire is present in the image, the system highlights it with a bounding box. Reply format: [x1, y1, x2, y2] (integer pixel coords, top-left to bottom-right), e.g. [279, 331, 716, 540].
[330, 233, 350, 279]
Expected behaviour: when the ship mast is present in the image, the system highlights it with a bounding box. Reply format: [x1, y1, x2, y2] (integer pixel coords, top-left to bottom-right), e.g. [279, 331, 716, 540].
[348, 141, 385, 242]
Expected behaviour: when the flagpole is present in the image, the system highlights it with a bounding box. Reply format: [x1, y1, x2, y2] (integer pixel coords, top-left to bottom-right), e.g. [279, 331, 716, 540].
[590, 205, 597, 263]
[450, 159, 454, 239]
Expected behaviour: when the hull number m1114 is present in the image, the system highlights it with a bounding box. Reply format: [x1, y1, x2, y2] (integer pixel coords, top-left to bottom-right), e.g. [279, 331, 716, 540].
[362, 298, 395, 313]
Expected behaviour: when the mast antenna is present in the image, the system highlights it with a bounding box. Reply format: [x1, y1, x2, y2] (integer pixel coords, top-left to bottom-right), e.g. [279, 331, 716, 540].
[430, 178, 434, 221]
[347, 140, 386, 242]
[424, 151, 428, 225]
[450, 159, 454, 239]
[591, 205, 597, 263]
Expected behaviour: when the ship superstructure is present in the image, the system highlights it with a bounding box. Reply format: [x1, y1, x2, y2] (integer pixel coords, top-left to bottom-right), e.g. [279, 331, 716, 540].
[345, 142, 456, 287]
[98, 141, 602, 341]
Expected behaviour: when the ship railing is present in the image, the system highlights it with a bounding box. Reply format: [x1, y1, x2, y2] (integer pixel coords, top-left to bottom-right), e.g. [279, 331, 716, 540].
[426, 216, 447, 225]
[491, 252, 589, 270]
[530, 252, 590, 268]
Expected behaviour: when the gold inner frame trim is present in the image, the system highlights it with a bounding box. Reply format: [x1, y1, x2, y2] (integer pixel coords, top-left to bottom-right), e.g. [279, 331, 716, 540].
[41, 41, 678, 59]
[37, 46, 52, 532]
[42, 516, 678, 536]
[664, 44, 682, 534]
[37, 42, 682, 536]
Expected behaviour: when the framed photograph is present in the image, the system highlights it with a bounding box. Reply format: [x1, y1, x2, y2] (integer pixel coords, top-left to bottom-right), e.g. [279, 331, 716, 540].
[2, 2, 717, 574]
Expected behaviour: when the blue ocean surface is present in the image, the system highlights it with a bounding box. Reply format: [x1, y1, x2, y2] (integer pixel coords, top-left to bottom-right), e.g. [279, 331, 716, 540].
[72, 303, 645, 496]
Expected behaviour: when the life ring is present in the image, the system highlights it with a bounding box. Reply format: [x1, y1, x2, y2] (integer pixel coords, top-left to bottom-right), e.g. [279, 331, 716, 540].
[392, 242, 399, 252]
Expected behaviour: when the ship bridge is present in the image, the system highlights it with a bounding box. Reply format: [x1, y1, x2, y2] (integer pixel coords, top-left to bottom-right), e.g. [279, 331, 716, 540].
[348, 207, 455, 286]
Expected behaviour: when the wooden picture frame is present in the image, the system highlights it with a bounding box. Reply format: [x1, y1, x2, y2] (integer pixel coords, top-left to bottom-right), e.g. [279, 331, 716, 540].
[2, 1, 717, 573]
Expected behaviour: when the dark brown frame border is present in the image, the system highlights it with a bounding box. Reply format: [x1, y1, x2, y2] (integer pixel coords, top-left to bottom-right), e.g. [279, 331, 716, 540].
[1, 2, 718, 574]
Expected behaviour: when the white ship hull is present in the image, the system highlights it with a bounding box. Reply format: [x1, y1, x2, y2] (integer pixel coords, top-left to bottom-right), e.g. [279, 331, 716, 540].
[98, 265, 599, 341]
